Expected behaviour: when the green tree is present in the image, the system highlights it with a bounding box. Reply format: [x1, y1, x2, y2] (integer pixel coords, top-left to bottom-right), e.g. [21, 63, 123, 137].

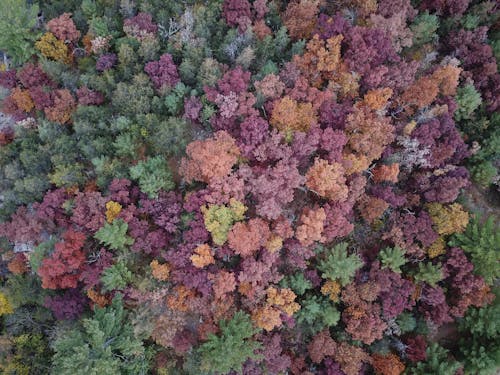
[0, 0, 40, 66]
[51, 294, 151, 375]
[449, 215, 499, 285]
[317, 242, 363, 286]
[197, 311, 262, 374]
[129, 156, 175, 199]
[95, 219, 134, 252]
[378, 246, 406, 273]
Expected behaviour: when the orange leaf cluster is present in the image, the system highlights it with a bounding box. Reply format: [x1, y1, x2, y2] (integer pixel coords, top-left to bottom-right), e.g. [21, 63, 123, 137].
[372, 164, 400, 183]
[227, 218, 270, 257]
[266, 287, 300, 316]
[209, 270, 236, 300]
[10, 87, 34, 112]
[265, 234, 283, 253]
[150, 260, 171, 281]
[306, 158, 348, 202]
[252, 287, 300, 331]
[7, 253, 28, 275]
[180, 131, 240, 184]
[321, 280, 341, 302]
[372, 353, 405, 375]
[358, 195, 389, 223]
[344, 105, 395, 165]
[401, 75, 439, 110]
[308, 330, 337, 364]
[294, 34, 343, 87]
[190, 244, 215, 268]
[167, 285, 197, 312]
[44, 89, 76, 124]
[87, 288, 110, 308]
[334, 342, 372, 375]
[283, 0, 320, 40]
[295, 206, 326, 247]
[270, 96, 317, 133]
[251, 305, 282, 331]
[363, 87, 393, 111]
[432, 64, 462, 96]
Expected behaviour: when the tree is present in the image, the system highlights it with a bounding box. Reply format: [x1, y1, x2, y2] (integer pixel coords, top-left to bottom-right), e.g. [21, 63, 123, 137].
[378, 247, 406, 273]
[129, 156, 175, 198]
[180, 131, 240, 184]
[38, 230, 87, 290]
[270, 96, 317, 134]
[94, 219, 134, 252]
[305, 158, 348, 202]
[197, 311, 262, 374]
[201, 199, 247, 245]
[449, 215, 499, 285]
[51, 294, 150, 375]
[407, 343, 460, 375]
[227, 218, 270, 257]
[296, 206, 326, 247]
[455, 84, 482, 121]
[0, 0, 40, 66]
[317, 242, 363, 286]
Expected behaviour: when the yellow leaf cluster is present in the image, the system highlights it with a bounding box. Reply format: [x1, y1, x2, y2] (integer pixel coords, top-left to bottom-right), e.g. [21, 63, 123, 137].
[427, 237, 447, 259]
[201, 198, 247, 245]
[35, 32, 71, 63]
[427, 203, 469, 236]
[105, 200, 122, 223]
[0, 292, 13, 316]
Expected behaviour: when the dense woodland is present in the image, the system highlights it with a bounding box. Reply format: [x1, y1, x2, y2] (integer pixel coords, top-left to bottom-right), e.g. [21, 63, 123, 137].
[0, 0, 499, 374]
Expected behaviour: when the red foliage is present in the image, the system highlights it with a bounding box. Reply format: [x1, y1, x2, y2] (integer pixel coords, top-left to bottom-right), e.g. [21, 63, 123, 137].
[38, 230, 87, 289]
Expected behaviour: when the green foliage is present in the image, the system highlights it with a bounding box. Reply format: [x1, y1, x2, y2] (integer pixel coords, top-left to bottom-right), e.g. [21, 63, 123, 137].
[316, 242, 363, 286]
[0, 0, 40, 66]
[457, 290, 500, 375]
[467, 124, 499, 187]
[413, 262, 443, 287]
[280, 272, 313, 296]
[396, 311, 416, 334]
[197, 311, 262, 374]
[295, 295, 340, 334]
[455, 84, 482, 122]
[2, 333, 53, 375]
[164, 83, 189, 115]
[30, 238, 56, 273]
[470, 161, 497, 188]
[101, 261, 133, 292]
[410, 12, 439, 46]
[51, 294, 150, 375]
[112, 74, 154, 116]
[129, 156, 175, 198]
[378, 246, 406, 273]
[407, 343, 461, 375]
[449, 215, 499, 285]
[94, 219, 134, 252]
